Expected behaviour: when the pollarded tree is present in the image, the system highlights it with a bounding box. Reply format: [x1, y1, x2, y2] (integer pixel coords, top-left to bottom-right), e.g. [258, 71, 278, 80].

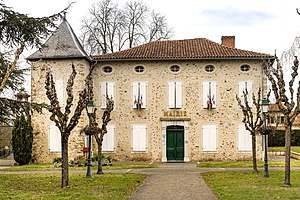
[262, 56, 300, 187]
[236, 89, 264, 172]
[83, 96, 114, 174]
[45, 64, 89, 188]
[82, 71, 114, 174]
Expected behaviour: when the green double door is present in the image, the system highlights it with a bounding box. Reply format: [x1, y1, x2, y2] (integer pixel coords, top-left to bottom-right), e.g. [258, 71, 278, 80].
[166, 126, 184, 161]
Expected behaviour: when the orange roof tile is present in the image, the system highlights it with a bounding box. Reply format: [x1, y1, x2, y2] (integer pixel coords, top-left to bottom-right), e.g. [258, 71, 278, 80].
[93, 38, 273, 61]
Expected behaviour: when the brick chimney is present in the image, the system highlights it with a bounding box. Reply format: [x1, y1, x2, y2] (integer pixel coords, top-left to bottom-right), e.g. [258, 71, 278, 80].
[221, 36, 235, 48]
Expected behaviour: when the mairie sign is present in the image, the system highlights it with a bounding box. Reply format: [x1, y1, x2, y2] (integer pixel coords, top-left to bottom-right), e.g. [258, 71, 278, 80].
[163, 110, 187, 117]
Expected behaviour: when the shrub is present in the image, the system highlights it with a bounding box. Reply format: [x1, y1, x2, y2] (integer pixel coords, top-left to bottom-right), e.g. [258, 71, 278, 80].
[12, 115, 33, 165]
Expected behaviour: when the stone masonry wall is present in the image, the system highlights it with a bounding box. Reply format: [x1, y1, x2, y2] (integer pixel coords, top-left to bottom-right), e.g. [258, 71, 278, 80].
[30, 58, 264, 163]
[92, 59, 263, 161]
[30, 59, 90, 163]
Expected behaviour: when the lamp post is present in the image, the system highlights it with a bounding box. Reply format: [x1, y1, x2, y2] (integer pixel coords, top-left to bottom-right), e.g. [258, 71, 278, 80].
[86, 100, 95, 178]
[262, 98, 269, 178]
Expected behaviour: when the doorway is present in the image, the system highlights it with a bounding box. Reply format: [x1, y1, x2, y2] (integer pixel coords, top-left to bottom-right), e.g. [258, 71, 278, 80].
[166, 125, 184, 162]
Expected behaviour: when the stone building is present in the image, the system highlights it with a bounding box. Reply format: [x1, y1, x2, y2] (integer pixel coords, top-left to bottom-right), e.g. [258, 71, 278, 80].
[28, 19, 274, 163]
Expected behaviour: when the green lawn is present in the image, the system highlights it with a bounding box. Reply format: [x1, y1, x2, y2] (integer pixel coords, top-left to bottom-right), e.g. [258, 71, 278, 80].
[0, 173, 146, 200]
[197, 159, 300, 168]
[1, 163, 157, 171]
[269, 146, 300, 153]
[202, 170, 300, 200]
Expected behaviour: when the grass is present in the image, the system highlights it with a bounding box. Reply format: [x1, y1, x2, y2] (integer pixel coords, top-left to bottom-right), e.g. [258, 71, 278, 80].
[0, 173, 146, 200]
[269, 146, 300, 153]
[1, 163, 157, 172]
[197, 159, 300, 168]
[202, 170, 300, 200]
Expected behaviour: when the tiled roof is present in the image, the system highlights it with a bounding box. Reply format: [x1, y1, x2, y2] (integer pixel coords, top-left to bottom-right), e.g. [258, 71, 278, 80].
[27, 19, 89, 61]
[93, 38, 273, 61]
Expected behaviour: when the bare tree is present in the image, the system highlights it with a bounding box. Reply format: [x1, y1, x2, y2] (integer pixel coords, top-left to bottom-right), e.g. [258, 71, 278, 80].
[80, 0, 121, 55]
[236, 89, 263, 172]
[45, 64, 89, 188]
[262, 56, 300, 187]
[80, 0, 173, 54]
[123, 1, 148, 48]
[148, 11, 173, 42]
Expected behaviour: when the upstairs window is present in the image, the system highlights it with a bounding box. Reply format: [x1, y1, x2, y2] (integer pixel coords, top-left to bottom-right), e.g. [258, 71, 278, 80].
[103, 66, 113, 74]
[238, 81, 253, 107]
[240, 64, 251, 72]
[55, 79, 65, 107]
[205, 65, 215, 73]
[170, 65, 180, 73]
[202, 81, 217, 109]
[100, 82, 115, 108]
[168, 81, 183, 109]
[132, 82, 147, 109]
[134, 66, 145, 73]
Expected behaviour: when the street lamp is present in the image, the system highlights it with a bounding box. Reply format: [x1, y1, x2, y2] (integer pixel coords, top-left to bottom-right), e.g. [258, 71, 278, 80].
[262, 98, 270, 178]
[86, 100, 95, 178]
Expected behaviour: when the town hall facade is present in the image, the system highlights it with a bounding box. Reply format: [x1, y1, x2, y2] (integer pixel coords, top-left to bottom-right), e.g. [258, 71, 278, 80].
[28, 19, 274, 163]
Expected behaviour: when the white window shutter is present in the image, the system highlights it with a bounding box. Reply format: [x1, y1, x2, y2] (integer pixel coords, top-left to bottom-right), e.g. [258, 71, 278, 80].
[100, 82, 107, 108]
[102, 125, 115, 151]
[140, 82, 147, 108]
[202, 125, 217, 152]
[49, 124, 61, 152]
[55, 80, 64, 107]
[84, 135, 93, 149]
[202, 82, 209, 108]
[238, 125, 252, 151]
[107, 82, 115, 100]
[211, 82, 217, 108]
[247, 81, 253, 107]
[168, 82, 175, 108]
[132, 125, 147, 151]
[132, 82, 138, 109]
[238, 81, 253, 107]
[176, 82, 183, 108]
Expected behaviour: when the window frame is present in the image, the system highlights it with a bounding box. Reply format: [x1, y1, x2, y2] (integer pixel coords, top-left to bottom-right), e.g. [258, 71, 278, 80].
[132, 81, 147, 109]
[132, 124, 147, 152]
[168, 81, 183, 109]
[204, 65, 215, 73]
[202, 124, 217, 152]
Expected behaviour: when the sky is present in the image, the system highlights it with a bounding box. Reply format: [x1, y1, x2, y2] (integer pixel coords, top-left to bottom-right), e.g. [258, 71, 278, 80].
[3, 0, 300, 57]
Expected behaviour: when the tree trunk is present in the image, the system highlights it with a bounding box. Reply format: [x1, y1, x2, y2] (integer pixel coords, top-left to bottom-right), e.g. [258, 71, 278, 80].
[97, 142, 103, 174]
[61, 134, 69, 188]
[251, 134, 258, 172]
[284, 125, 291, 187]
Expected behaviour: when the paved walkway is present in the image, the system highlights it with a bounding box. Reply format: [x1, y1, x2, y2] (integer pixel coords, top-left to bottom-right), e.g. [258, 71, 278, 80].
[128, 163, 218, 200]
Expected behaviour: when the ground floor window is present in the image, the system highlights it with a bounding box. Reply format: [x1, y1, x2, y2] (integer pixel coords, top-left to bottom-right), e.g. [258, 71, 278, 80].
[237, 124, 252, 152]
[132, 124, 147, 151]
[49, 124, 61, 152]
[102, 125, 115, 151]
[202, 125, 217, 152]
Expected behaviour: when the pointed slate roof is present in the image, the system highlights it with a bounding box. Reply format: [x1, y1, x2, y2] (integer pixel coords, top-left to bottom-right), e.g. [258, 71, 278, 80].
[28, 19, 89, 61]
[93, 38, 274, 61]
